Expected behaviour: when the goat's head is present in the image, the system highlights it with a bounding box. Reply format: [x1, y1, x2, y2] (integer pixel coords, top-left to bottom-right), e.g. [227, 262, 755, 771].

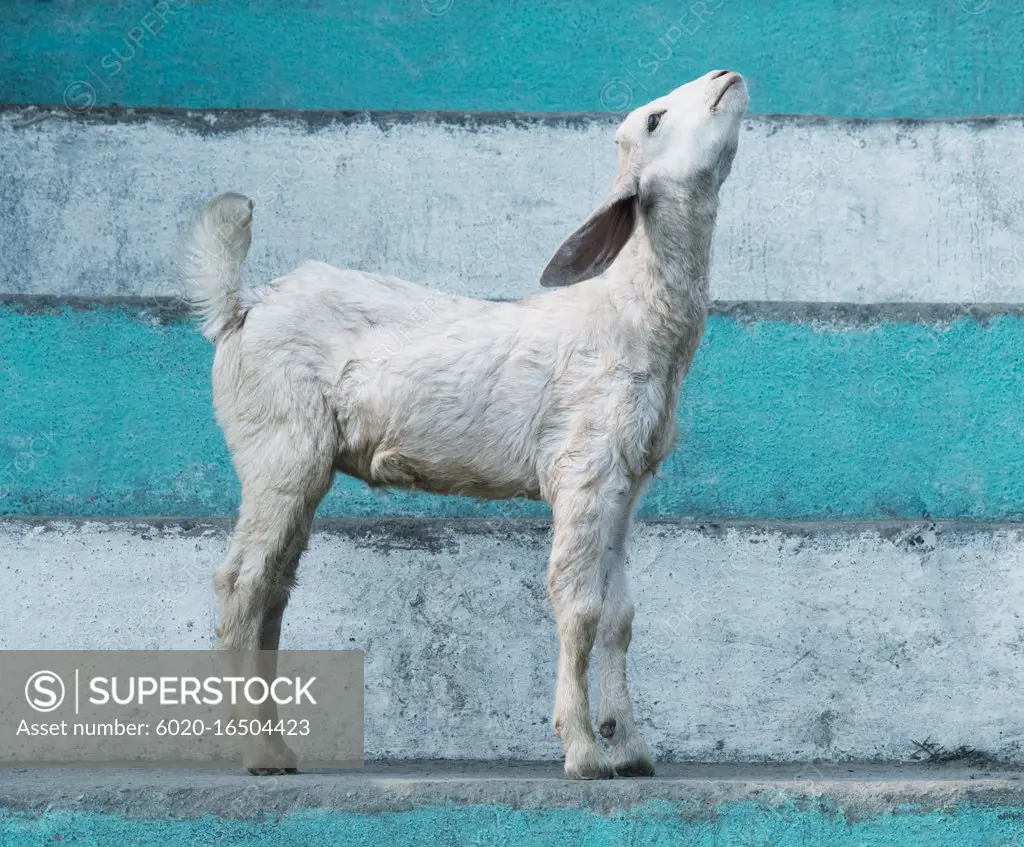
[540, 70, 748, 287]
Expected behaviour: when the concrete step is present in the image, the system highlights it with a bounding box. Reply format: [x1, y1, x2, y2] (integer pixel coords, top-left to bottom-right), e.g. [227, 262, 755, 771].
[3, 107, 1024, 304]
[4, 299, 1024, 521]
[4, 518, 1024, 764]
[4, 2, 1021, 118]
[1, 762, 1023, 845]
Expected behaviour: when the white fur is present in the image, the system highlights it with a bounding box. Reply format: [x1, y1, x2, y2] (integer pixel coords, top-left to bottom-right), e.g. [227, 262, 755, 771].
[180, 70, 748, 778]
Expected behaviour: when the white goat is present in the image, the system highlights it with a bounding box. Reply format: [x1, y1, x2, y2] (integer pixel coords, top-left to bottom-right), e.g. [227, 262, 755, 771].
[180, 70, 748, 778]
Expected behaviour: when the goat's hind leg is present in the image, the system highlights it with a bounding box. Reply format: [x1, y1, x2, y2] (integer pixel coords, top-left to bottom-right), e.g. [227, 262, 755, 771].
[216, 432, 333, 774]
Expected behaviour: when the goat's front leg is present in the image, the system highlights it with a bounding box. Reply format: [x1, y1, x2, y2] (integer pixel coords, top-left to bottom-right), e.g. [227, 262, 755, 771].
[596, 554, 655, 776]
[547, 484, 621, 779]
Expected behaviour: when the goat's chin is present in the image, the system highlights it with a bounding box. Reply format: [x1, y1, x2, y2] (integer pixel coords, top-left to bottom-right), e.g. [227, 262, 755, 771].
[716, 89, 749, 116]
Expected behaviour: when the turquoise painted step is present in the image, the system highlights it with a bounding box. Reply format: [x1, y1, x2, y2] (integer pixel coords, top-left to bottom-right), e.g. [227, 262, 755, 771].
[2, 1, 1022, 117]
[2, 801, 1024, 847]
[2, 302, 1024, 520]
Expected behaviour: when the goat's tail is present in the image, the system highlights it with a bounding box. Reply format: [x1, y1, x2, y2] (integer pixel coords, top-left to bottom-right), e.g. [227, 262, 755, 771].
[178, 192, 254, 342]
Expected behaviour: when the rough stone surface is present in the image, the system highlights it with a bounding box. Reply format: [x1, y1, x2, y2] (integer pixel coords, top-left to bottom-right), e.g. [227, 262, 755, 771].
[5, 764, 1024, 846]
[1, 762, 1022, 817]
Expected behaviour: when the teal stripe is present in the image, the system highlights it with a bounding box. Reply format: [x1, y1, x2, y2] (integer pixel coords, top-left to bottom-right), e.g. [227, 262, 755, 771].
[2, 1, 1022, 117]
[2, 305, 1023, 521]
[1, 801, 1023, 846]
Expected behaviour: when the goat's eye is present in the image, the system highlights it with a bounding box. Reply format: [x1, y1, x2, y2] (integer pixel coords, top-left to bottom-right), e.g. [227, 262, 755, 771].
[646, 112, 664, 133]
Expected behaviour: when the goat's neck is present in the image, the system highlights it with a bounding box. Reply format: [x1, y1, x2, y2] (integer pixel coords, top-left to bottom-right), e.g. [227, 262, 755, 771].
[625, 185, 718, 355]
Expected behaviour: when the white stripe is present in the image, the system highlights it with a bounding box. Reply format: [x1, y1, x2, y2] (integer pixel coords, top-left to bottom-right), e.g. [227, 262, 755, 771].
[2, 113, 1023, 303]
[4, 519, 1022, 762]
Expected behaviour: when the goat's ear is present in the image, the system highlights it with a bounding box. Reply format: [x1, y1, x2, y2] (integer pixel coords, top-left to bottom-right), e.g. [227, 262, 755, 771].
[539, 188, 638, 287]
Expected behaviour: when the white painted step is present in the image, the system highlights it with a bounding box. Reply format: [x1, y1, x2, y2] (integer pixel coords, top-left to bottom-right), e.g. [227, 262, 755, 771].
[3, 518, 1023, 763]
[3, 109, 1024, 303]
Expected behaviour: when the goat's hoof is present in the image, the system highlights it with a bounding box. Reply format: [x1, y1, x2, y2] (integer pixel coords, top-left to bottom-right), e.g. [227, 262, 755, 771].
[244, 738, 298, 774]
[613, 758, 656, 777]
[609, 738, 656, 777]
[564, 745, 614, 780]
[247, 766, 298, 776]
[565, 759, 615, 780]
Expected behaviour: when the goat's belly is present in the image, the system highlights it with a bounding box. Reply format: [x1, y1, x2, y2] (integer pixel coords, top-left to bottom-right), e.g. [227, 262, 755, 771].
[336, 447, 541, 501]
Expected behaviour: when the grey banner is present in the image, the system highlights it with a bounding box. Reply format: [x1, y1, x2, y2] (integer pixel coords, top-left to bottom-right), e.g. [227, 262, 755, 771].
[0, 651, 362, 769]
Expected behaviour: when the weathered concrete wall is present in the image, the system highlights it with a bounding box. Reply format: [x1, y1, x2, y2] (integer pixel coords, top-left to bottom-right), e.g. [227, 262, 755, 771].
[4, 0, 1024, 795]
[3, 518, 1022, 763]
[3, 110, 1024, 303]
[4, 301, 1024, 520]
[2, 1, 1022, 116]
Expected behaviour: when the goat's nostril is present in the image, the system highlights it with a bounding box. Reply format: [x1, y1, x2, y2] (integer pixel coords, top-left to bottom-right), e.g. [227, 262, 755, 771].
[710, 69, 729, 79]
